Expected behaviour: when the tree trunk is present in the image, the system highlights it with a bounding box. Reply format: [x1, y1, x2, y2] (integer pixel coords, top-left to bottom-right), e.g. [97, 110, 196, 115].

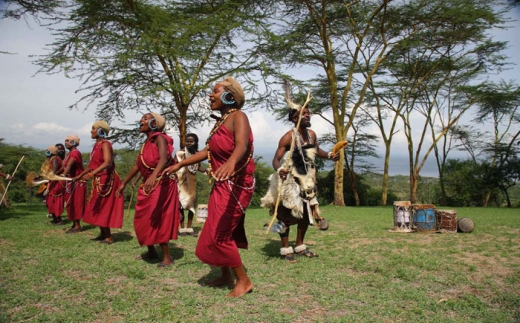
[380, 146, 391, 206]
[483, 192, 491, 207]
[502, 188, 512, 208]
[178, 106, 188, 148]
[410, 168, 418, 204]
[347, 169, 360, 206]
[333, 154, 346, 206]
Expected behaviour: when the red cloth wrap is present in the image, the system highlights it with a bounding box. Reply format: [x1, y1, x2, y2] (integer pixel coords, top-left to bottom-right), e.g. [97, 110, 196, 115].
[46, 156, 64, 216]
[63, 149, 86, 221]
[195, 126, 255, 268]
[83, 140, 124, 228]
[133, 132, 180, 246]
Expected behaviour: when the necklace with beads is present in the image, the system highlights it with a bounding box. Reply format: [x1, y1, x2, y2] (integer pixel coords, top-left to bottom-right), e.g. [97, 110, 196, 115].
[205, 109, 253, 182]
[185, 148, 199, 174]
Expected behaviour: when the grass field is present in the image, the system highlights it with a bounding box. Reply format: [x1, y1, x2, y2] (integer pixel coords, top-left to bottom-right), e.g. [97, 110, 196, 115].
[1, 204, 519, 323]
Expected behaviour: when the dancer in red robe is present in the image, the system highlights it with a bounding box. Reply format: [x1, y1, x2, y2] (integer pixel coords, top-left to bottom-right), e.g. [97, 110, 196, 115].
[61, 135, 86, 233]
[75, 121, 124, 244]
[45, 145, 65, 225]
[117, 112, 180, 267]
[165, 77, 255, 298]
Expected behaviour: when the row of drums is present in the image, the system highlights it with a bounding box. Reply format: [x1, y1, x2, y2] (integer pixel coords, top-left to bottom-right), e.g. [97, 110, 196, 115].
[393, 201, 474, 233]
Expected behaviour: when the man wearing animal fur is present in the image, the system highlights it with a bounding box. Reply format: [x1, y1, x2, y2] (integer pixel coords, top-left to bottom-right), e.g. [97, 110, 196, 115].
[261, 84, 340, 263]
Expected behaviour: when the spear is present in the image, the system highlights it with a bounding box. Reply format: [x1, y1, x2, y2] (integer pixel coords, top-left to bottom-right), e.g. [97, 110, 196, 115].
[0, 156, 25, 206]
[265, 92, 312, 234]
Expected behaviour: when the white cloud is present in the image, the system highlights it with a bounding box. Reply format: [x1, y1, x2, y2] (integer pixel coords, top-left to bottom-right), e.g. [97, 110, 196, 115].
[33, 122, 72, 132]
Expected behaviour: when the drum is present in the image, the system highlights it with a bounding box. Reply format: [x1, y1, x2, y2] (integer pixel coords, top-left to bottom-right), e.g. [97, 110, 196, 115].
[412, 204, 436, 232]
[457, 217, 475, 233]
[392, 201, 412, 232]
[196, 204, 208, 223]
[436, 209, 457, 232]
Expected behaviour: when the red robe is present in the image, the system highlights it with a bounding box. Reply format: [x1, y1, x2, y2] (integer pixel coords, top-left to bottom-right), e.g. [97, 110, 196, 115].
[83, 140, 124, 228]
[195, 126, 255, 268]
[133, 132, 180, 246]
[63, 149, 86, 221]
[46, 156, 65, 216]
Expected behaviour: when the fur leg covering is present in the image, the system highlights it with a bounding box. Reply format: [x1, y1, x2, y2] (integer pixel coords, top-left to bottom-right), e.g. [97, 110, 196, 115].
[294, 244, 307, 254]
[280, 247, 294, 256]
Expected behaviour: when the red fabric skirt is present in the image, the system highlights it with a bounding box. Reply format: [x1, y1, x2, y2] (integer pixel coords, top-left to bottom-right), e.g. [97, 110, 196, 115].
[64, 181, 86, 221]
[195, 176, 254, 268]
[134, 177, 180, 246]
[83, 173, 124, 228]
[46, 181, 65, 216]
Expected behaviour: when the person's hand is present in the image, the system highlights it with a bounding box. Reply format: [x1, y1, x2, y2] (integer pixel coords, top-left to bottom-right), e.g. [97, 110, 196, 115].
[164, 164, 180, 176]
[116, 184, 125, 198]
[277, 167, 289, 181]
[5, 174, 12, 181]
[330, 152, 340, 162]
[212, 161, 236, 181]
[143, 175, 156, 192]
[83, 172, 94, 181]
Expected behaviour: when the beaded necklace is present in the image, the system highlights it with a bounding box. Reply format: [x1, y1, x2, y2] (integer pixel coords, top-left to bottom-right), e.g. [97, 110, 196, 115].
[205, 109, 253, 182]
[184, 148, 199, 174]
[89, 140, 104, 161]
[138, 133, 167, 195]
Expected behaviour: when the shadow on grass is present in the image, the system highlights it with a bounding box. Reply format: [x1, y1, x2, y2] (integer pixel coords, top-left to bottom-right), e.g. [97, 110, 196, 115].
[261, 239, 284, 259]
[112, 231, 134, 243]
[0, 203, 46, 221]
[132, 244, 186, 267]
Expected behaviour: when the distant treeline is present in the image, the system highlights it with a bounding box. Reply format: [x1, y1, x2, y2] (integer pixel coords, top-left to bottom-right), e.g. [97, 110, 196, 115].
[1, 140, 518, 208]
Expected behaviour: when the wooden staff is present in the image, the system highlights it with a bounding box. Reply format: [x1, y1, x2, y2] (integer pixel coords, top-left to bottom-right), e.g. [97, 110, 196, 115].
[126, 187, 135, 224]
[0, 156, 25, 206]
[125, 174, 140, 224]
[265, 93, 312, 234]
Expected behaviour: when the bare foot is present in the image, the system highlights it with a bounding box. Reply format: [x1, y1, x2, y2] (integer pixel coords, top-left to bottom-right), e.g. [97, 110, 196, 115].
[226, 279, 253, 298]
[204, 276, 235, 287]
[160, 256, 173, 266]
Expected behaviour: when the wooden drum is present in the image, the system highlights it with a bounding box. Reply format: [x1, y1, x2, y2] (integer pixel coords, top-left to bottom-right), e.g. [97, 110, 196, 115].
[412, 204, 436, 232]
[436, 209, 457, 232]
[390, 201, 412, 233]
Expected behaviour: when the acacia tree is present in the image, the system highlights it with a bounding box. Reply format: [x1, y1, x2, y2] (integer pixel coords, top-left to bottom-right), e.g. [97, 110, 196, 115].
[36, 0, 272, 147]
[363, 0, 508, 204]
[469, 81, 520, 206]
[259, 0, 507, 206]
[0, 0, 62, 20]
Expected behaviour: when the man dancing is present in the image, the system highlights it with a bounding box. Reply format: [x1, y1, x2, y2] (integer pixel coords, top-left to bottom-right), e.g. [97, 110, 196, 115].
[261, 85, 339, 263]
[175, 133, 207, 237]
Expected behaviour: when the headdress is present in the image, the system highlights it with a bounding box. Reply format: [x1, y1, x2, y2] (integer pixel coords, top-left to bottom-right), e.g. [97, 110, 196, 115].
[65, 135, 80, 146]
[150, 113, 166, 132]
[283, 80, 303, 113]
[46, 145, 58, 155]
[92, 120, 110, 133]
[218, 77, 245, 109]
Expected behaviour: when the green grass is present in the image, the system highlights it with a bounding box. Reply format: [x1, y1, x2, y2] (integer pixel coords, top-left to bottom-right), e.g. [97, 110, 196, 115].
[1, 204, 519, 323]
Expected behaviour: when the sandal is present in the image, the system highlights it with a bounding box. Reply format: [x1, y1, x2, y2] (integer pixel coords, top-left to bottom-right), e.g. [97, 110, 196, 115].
[66, 227, 82, 234]
[282, 253, 297, 263]
[295, 249, 318, 258]
[294, 244, 318, 258]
